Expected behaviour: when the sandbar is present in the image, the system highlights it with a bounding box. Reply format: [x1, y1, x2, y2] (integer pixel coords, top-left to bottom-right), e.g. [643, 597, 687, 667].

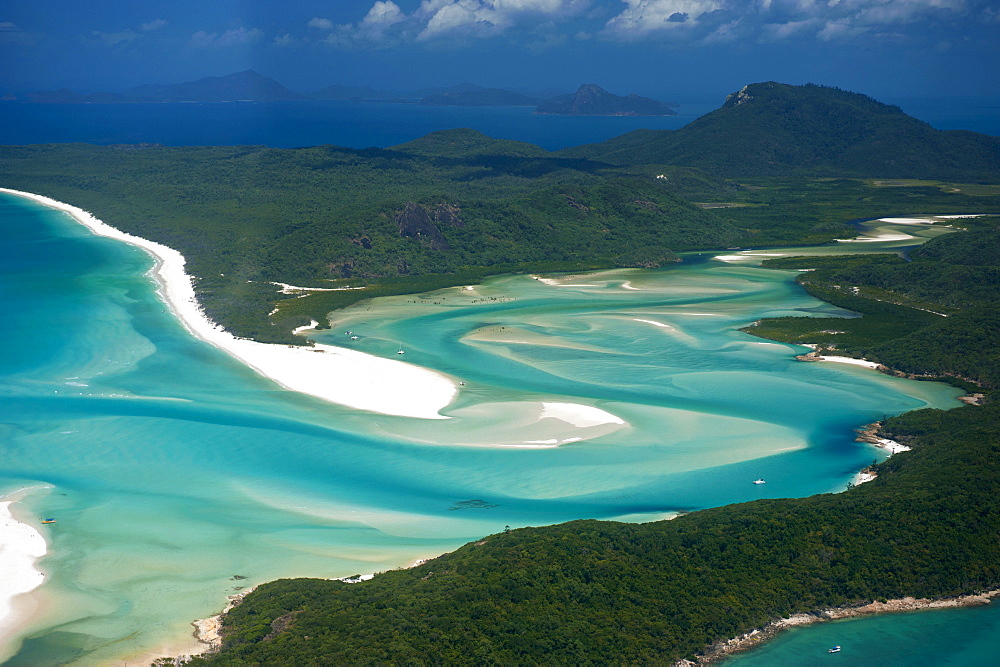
[0, 495, 47, 654]
[836, 232, 915, 243]
[0, 189, 458, 419]
[540, 402, 625, 427]
[818, 355, 882, 368]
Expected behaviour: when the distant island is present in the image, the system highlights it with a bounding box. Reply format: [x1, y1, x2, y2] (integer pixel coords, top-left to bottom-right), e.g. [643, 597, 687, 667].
[536, 83, 677, 116]
[18, 70, 677, 116]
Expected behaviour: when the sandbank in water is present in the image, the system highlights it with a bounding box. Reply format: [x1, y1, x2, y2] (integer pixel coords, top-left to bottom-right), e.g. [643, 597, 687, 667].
[0, 492, 48, 659]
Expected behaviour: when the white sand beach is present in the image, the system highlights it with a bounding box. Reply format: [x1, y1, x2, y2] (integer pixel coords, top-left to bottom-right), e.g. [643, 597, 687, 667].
[0, 189, 458, 420]
[713, 252, 788, 262]
[871, 436, 911, 454]
[836, 231, 915, 242]
[817, 355, 882, 368]
[0, 497, 47, 653]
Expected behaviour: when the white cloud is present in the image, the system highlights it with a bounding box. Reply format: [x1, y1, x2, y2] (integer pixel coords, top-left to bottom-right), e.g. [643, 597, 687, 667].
[274, 32, 296, 47]
[600, 0, 973, 42]
[308, 17, 335, 30]
[190, 27, 263, 48]
[363, 1, 406, 26]
[312, 0, 978, 48]
[140, 19, 168, 32]
[0, 20, 36, 45]
[415, 0, 588, 41]
[604, 0, 722, 37]
[760, 17, 818, 39]
[83, 19, 168, 49]
[702, 17, 742, 42]
[816, 16, 867, 39]
[92, 29, 137, 47]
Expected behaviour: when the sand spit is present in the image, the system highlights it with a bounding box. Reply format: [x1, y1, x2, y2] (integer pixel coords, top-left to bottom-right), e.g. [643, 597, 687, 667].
[0, 189, 458, 420]
[678, 589, 1000, 665]
[540, 402, 625, 427]
[795, 350, 883, 369]
[0, 494, 47, 656]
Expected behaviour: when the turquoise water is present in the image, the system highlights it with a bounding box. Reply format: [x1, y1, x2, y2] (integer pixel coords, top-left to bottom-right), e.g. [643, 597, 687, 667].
[725, 601, 1000, 666]
[0, 192, 978, 664]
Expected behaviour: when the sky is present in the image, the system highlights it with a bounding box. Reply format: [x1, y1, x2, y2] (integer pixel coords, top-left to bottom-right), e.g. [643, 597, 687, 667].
[2, 0, 998, 102]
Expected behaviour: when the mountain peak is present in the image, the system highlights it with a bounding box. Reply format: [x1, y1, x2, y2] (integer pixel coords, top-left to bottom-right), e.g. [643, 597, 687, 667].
[560, 81, 999, 180]
[721, 81, 906, 117]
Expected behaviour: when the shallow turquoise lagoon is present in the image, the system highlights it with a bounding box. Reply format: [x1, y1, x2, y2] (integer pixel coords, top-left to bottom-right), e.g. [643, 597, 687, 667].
[0, 193, 971, 663]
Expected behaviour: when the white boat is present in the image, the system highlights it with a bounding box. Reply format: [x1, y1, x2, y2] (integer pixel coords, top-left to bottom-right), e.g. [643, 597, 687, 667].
[754, 479, 766, 485]
[828, 645, 841, 653]
[397, 349, 405, 355]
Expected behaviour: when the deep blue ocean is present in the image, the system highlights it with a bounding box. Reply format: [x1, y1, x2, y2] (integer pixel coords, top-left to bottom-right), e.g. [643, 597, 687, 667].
[0, 96, 997, 150]
[1, 98, 999, 664]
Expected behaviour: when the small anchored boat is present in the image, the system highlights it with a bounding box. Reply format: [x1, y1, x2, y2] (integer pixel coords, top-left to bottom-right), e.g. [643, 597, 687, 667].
[828, 645, 841, 653]
[41, 518, 57, 524]
[754, 479, 766, 485]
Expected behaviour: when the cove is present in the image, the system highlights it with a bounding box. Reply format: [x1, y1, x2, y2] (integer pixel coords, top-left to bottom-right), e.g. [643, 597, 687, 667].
[0, 192, 965, 664]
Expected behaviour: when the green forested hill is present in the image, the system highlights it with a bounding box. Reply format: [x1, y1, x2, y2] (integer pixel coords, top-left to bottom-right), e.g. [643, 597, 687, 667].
[389, 128, 551, 158]
[560, 82, 1000, 180]
[0, 141, 738, 342]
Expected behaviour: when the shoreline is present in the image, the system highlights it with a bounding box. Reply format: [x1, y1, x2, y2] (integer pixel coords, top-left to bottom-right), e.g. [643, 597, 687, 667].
[0, 490, 48, 658]
[185, 554, 436, 659]
[680, 589, 1000, 665]
[794, 349, 883, 368]
[0, 188, 458, 420]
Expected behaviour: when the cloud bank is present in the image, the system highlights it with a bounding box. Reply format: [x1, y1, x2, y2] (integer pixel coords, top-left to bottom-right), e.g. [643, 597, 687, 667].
[303, 0, 983, 48]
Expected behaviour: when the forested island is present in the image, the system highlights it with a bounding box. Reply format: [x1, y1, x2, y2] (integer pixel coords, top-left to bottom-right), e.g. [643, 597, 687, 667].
[3, 82, 999, 663]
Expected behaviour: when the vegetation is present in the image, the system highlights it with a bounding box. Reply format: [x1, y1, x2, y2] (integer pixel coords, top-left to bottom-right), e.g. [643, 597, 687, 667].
[749, 216, 1000, 388]
[560, 82, 1000, 181]
[0, 138, 748, 343]
[183, 200, 1000, 667]
[2, 146, 998, 343]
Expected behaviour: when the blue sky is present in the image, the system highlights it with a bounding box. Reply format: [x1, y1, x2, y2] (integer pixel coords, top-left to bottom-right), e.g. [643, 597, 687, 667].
[2, 1, 998, 101]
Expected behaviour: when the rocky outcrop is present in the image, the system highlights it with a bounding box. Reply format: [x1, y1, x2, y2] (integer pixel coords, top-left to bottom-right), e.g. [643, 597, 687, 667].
[394, 202, 463, 250]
